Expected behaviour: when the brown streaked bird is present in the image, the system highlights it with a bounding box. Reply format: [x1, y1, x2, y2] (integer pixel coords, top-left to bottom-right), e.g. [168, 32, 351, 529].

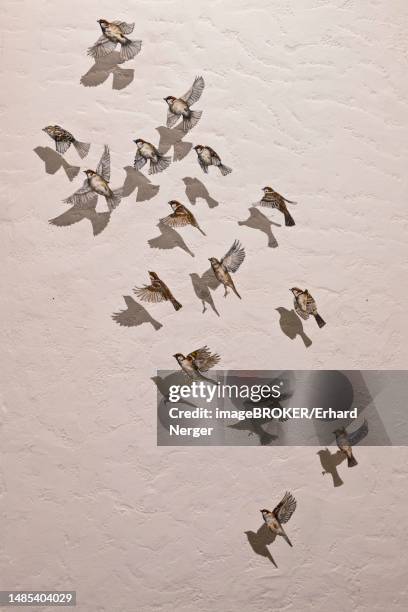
[260, 492, 297, 547]
[164, 76, 205, 132]
[43, 125, 90, 158]
[134, 271, 182, 311]
[63, 145, 123, 211]
[209, 240, 245, 299]
[161, 200, 206, 236]
[88, 19, 142, 62]
[133, 138, 171, 175]
[173, 346, 220, 380]
[333, 427, 358, 467]
[193, 145, 232, 176]
[290, 287, 326, 328]
[256, 186, 296, 227]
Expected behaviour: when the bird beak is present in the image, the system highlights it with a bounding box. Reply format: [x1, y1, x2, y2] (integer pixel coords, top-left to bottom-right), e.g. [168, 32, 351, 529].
[208, 258, 211, 261]
[172, 354, 177, 358]
[163, 98, 167, 102]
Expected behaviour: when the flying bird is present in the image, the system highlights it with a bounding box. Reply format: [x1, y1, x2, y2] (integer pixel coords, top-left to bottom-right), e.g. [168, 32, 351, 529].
[209, 240, 245, 298]
[333, 426, 358, 467]
[88, 19, 142, 62]
[161, 200, 206, 235]
[42, 125, 90, 158]
[133, 138, 171, 175]
[63, 145, 123, 211]
[193, 145, 232, 176]
[134, 271, 182, 311]
[256, 186, 296, 227]
[164, 76, 205, 132]
[260, 492, 297, 547]
[290, 287, 326, 328]
[173, 346, 220, 380]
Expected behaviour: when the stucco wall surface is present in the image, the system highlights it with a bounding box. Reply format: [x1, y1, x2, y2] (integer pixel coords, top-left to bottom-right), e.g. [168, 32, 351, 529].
[1, 1, 408, 611]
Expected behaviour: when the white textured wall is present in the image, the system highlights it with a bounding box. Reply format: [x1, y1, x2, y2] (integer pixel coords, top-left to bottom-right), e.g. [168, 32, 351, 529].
[1, 1, 408, 610]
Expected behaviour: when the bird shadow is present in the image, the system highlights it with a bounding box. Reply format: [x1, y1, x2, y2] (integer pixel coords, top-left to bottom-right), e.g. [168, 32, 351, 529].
[245, 524, 278, 567]
[182, 177, 219, 209]
[275, 307, 312, 348]
[317, 448, 346, 488]
[152, 372, 197, 407]
[156, 126, 193, 162]
[148, 221, 195, 258]
[189, 268, 220, 316]
[49, 195, 111, 237]
[122, 166, 160, 202]
[238, 207, 280, 248]
[112, 296, 163, 330]
[34, 146, 80, 182]
[189, 271, 220, 316]
[80, 52, 134, 90]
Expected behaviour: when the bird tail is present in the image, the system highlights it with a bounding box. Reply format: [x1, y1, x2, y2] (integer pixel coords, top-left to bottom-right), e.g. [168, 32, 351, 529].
[284, 209, 296, 227]
[72, 139, 91, 159]
[171, 298, 182, 311]
[149, 154, 171, 175]
[347, 453, 358, 468]
[106, 187, 123, 211]
[120, 38, 142, 62]
[231, 283, 242, 300]
[218, 163, 232, 176]
[284, 198, 297, 205]
[280, 528, 293, 547]
[314, 313, 326, 328]
[182, 110, 202, 132]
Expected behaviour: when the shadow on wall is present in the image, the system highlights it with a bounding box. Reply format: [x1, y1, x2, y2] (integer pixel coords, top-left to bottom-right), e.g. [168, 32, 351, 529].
[189, 268, 220, 316]
[238, 207, 280, 248]
[245, 524, 278, 567]
[49, 195, 111, 237]
[122, 166, 160, 203]
[148, 221, 195, 258]
[182, 177, 219, 209]
[275, 307, 312, 348]
[80, 52, 134, 90]
[317, 449, 346, 488]
[112, 296, 163, 330]
[156, 126, 193, 162]
[189, 272, 220, 317]
[34, 147, 80, 182]
[152, 372, 197, 408]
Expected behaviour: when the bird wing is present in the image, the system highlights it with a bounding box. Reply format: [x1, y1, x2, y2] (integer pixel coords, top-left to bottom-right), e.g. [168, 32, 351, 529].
[87, 35, 117, 59]
[221, 240, 246, 273]
[348, 419, 369, 446]
[112, 21, 135, 34]
[55, 140, 71, 155]
[166, 109, 181, 128]
[63, 179, 94, 206]
[182, 76, 205, 106]
[294, 301, 308, 320]
[133, 284, 166, 303]
[96, 145, 111, 182]
[134, 152, 147, 170]
[161, 211, 190, 228]
[206, 146, 221, 165]
[273, 492, 297, 524]
[187, 346, 220, 371]
[260, 194, 279, 208]
[198, 157, 208, 173]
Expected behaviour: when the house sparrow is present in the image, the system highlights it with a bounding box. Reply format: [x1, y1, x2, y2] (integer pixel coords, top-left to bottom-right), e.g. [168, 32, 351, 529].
[161, 200, 206, 235]
[134, 271, 182, 311]
[63, 145, 122, 211]
[133, 139, 171, 175]
[88, 19, 142, 62]
[209, 240, 245, 298]
[256, 186, 296, 227]
[290, 288, 326, 328]
[193, 145, 232, 176]
[333, 427, 358, 467]
[260, 492, 297, 547]
[164, 76, 205, 132]
[173, 346, 220, 380]
[42, 125, 90, 158]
